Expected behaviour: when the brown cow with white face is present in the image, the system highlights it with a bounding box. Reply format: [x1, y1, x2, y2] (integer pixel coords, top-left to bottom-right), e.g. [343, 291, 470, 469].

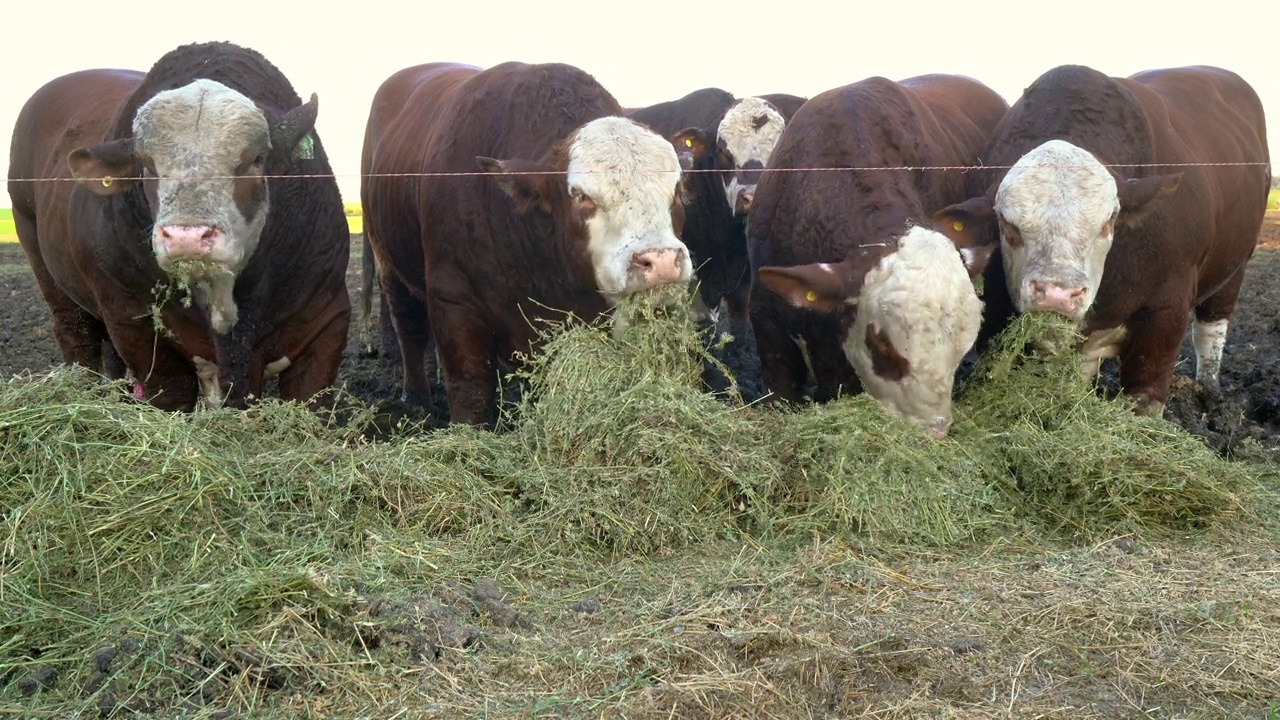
[362, 62, 693, 426]
[8, 42, 350, 411]
[936, 65, 1270, 417]
[748, 74, 1008, 437]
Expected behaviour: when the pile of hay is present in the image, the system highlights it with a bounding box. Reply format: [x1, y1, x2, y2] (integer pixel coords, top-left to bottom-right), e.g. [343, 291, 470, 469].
[0, 292, 1268, 716]
[954, 312, 1253, 535]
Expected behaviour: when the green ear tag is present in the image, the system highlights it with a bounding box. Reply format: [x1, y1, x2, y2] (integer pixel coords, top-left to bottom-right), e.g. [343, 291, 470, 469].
[295, 133, 315, 161]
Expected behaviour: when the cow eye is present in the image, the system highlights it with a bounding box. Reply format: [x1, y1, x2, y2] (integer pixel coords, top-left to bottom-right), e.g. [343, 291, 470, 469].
[570, 186, 597, 217]
[999, 218, 1024, 248]
[253, 154, 266, 166]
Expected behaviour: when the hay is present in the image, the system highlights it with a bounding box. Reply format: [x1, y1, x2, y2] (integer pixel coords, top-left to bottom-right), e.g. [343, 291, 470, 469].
[956, 312, 1253, 535]
[502, 285, 781, 554]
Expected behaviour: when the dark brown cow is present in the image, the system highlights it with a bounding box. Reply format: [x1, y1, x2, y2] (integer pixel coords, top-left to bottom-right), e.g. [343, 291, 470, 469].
[627, 89, 801, 324]
[362, 62, 694, 426]
[935, 65, 1271, 417]
[748, 74, 1008, 437]
[7, 41, 350, 411]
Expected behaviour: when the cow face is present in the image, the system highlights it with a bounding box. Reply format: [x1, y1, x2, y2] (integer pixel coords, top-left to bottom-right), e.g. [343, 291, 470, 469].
[715, 98, 787, 216]
[994, 139, 1180, 320]
[757, 227, 991, 437]
[68, 79, 319, 333]
[479, 117, 694, 302]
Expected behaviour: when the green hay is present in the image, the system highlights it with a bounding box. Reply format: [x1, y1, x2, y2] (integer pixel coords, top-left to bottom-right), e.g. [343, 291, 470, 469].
[769, 396, 1010, 546]
[0, 299, 1271, 715]
[956, 312, 1253, 535]
[503, 285, 781, 554]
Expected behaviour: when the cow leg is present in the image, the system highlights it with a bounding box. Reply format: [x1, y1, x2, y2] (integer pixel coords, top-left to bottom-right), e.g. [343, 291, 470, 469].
[276, 290, 352, 410]
[1191, 263, 1248, 393]
[14, 214, 106, 369]
[380, 270, 434, 406]
[1117, 305, 1191, 418]
[107, 321, 199, 412]
[428, 299, 497, 427]
[750, 307, 809, 403]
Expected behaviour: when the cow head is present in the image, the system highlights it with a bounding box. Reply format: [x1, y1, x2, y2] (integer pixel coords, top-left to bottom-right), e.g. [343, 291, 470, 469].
[671, 97, 787, 217]
[68, 78, 320, 334]
[757, 226, 993, 438]
[477, 116, 694, 302]
[938, 139, 1180, 321]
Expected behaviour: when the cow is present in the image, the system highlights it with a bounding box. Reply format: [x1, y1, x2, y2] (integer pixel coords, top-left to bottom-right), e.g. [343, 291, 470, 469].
[627, 89, 802, 324]
[747, 74, 1009, 437]
[7, 41, 350, 412]
[934, 65, 1271, 417]
[361, 62, 694, 427]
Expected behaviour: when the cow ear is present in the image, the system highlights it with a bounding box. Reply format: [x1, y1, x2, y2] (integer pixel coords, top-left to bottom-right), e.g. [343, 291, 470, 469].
[477, 156, 553, 214]
[270, 93, 320, 160]
[757, 257, 867, 313]
[68, 139, 139, 196]
[1118, 173, 1181, 229]
[670, 127, 711, 171]
[932, 196, 997, 249]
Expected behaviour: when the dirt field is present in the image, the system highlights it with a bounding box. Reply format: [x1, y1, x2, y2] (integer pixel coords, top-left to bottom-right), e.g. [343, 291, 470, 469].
[5, 211, 1280, 453]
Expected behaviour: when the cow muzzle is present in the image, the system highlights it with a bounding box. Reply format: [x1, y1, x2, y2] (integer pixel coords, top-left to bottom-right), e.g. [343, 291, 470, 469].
[156, 224, 222, 261]
[628, 247, 690, 290]
[1025, 278, 1090, 318]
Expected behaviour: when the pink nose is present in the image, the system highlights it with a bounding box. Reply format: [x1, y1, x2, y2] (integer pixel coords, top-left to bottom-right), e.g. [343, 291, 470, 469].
[1028, 280, 1087, 316]
[735, 189, 754, 215]
[157, 225, 218, 260]
[630, 248, 687, 287]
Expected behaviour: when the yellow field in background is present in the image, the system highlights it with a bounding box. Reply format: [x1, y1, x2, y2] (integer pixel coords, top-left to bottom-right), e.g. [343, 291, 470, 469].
[0, 206, 363, 243]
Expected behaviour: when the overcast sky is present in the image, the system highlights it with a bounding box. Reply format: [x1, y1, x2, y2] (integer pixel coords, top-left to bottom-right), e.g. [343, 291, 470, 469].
[3, 0, 1275, 208]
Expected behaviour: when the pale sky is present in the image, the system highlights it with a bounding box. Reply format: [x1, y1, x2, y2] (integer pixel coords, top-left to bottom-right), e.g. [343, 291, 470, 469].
[3, 0, 1275, 209]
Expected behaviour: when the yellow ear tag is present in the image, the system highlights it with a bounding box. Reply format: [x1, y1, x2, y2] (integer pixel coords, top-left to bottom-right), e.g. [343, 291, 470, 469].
[805, 290, 817, 303]
[684, 138, 693, 148]
[101, 177, 113, 188]
[952, 220, 964, 232]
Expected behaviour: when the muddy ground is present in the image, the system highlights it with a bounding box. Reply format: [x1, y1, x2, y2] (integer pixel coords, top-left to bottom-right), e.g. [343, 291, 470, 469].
[4, 213, 1280, 455]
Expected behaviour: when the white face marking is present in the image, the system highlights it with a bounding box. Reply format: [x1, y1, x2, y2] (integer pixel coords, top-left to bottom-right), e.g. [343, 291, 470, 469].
[843, 226, 984, 437]
[716, 97, 787, 215]
[995, 140, 1118, 320]
[567, 116, 694, 300]
[134, 79, 271, 330]
[1192, 318, 1228, 389]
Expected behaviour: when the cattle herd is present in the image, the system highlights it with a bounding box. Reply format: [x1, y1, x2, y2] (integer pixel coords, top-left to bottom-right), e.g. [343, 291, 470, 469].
[5, 41, 1272, 437]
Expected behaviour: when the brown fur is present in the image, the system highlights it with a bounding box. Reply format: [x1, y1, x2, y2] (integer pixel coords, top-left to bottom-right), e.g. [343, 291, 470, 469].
[936, 65, 1271, 408]
[6, 42, 350, 411]
[362, 62, 678, 426]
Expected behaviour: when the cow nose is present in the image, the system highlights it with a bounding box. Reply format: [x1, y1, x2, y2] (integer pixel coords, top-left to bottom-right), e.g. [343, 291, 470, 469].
[735, 189, 754, 215]
[1028, 280, 1087, 316]
[630, 247, 688, 287]
[925, 416, 952, 439]
[158, 225, 218, 260]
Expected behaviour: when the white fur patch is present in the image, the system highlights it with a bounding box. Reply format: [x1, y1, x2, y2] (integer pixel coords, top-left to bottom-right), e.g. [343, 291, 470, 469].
[265, 356, 292, 379]
[192, 355, 223, 409]
[1079, 324, 1128, 380]
[995, 140, 1118, 320]
[1192, 318, 1228, 388]
[844, 227, 983, 436]
[568, 117, 693, 299]
[717, 97, 787, 213]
